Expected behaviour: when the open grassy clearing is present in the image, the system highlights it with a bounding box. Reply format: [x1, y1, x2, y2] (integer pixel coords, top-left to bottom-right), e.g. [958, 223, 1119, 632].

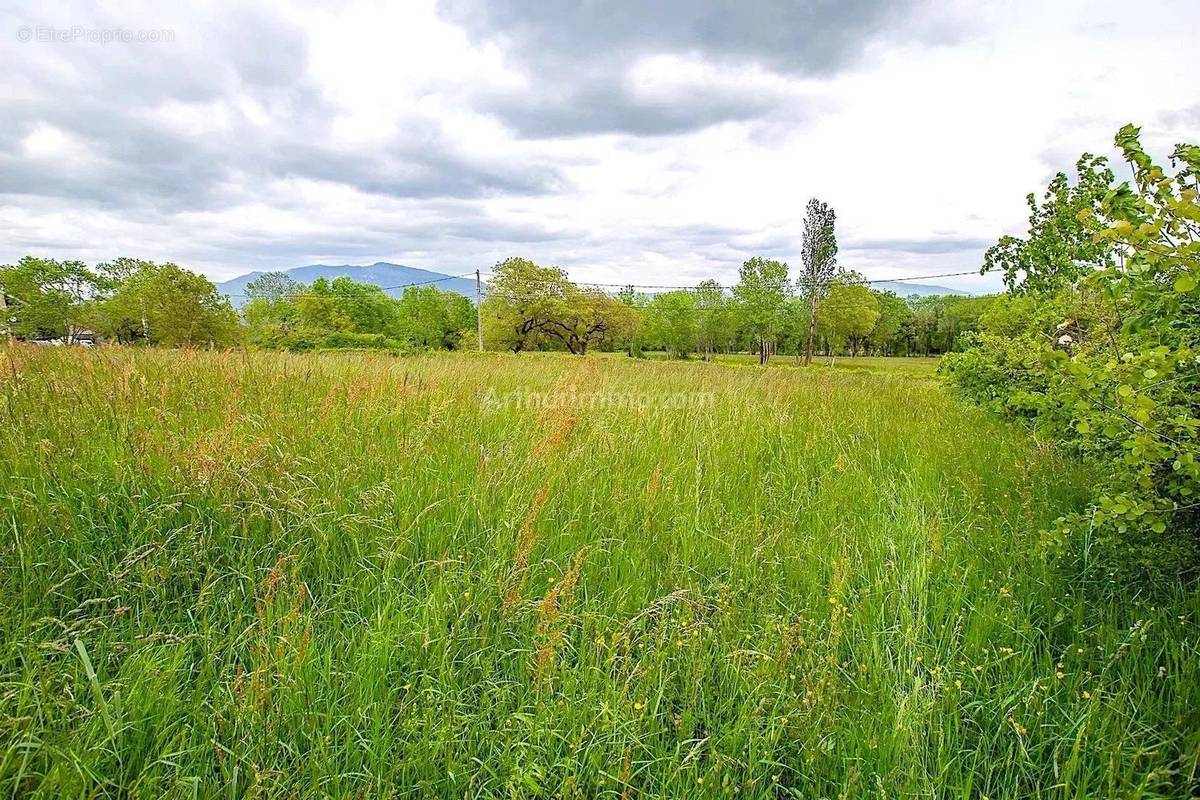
[1, 347, 1198, 798]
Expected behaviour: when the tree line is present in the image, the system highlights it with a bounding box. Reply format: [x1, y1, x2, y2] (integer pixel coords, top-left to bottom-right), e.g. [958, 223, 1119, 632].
[0, 257, 239, 347]
[479, 255, 990, 361]
[0, 258, 476, 352]
[2, 266, 988, 361]
[2, 196, 990, 358]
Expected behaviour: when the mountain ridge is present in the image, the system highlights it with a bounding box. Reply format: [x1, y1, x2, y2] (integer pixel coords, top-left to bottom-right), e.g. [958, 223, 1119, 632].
[215, 263, 968, 304]
[216, 263, 478, 305]
[869, 280, 968, 297]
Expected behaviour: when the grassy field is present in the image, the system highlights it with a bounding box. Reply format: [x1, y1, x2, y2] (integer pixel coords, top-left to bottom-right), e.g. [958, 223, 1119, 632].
[628, 352, 942, 378]
[2, 347, 1198, 798]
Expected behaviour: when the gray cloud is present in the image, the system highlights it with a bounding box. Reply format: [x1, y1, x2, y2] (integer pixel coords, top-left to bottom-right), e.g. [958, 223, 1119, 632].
[477, 79, 786, 138]
[0, 5, 566, 214]
[2, 0, 1172, 298]
[843, 236, 993, 255]
[441, 0, 931, 138]
[441, 0, 915, 75]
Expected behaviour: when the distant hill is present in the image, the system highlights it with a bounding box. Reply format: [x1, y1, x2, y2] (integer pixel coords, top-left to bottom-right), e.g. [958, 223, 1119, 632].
[216, 262, 477, 305]
[869, 280, 968, 297]
[216, 263, 968, 306]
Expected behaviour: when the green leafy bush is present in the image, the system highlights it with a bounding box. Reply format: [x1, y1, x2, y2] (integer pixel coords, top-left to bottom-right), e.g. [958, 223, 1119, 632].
[946, 125, 1200, 589]
[318, 331, 405, 351]
[939, 332, 1045, 414]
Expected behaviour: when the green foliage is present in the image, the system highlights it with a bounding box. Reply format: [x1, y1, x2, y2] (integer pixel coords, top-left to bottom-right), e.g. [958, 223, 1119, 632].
[240, 274, 472, 353]
[799, 198, 838, 364]
[0, 256, 242, 348]
[394, 285, 475, 350]
[615, 285, 648, 357]
[541, 287, 639, 355]
[866, 291, 911, 355]
[245, 271, 303, 303]
[482, 257, 570, 352]
[694, 279, 735, 360]
[898, 294, 997, 356]
[984, 154, 1115, 293]
[483, 257, 638, 354]
[734, 256, 790, 364]
[816, 281, 880, 357]
[946, 125, 1200, 587]
[779, 296, 812, 359]
[242, 272, 303, 345]
[99, 261, 240, 347]
[0, 256, 98, 341]
[643, 290, 698, 358]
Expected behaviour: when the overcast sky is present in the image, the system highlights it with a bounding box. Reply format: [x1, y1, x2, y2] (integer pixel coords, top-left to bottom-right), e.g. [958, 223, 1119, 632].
[1, 0, 1196, 292]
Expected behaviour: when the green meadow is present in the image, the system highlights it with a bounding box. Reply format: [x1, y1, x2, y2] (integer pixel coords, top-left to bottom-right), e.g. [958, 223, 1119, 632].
[2, 347, 1197, 798]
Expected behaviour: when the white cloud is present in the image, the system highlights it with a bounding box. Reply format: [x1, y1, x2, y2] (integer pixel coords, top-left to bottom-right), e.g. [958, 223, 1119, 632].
[0, 0, 1196, 294]
[21, 123, 94, 163]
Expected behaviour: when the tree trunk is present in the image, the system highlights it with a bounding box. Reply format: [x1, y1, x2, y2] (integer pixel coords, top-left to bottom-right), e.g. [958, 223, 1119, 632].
[804, 290, 818, 366]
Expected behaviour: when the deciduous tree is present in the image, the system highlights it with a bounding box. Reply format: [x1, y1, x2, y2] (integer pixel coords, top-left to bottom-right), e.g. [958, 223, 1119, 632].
[817, 281, 879, 361]
[643, 290, 697, 358]
[694, 279, 733, 361]
[100, 261, 239, 346]
[799, 199, 838, 365]
[0, 256, 98, 342]
[734, 256, 790, 365]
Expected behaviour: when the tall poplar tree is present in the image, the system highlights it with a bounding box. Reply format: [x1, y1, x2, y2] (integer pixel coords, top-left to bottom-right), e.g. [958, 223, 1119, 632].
[799, 198, 838, 365]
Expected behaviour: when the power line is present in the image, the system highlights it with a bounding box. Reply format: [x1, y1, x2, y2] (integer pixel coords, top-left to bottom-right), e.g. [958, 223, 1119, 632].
[475, 269, 986, 292]
[222, 267, 988, 301]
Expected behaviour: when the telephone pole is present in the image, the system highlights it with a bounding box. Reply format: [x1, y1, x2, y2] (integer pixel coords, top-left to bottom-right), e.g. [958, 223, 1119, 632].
[475, 269, 484, 351]
[0, 284, 11, 345]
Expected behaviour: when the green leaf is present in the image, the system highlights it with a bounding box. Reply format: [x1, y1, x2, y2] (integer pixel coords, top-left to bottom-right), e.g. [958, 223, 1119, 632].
[1174, 274, 1197, 293]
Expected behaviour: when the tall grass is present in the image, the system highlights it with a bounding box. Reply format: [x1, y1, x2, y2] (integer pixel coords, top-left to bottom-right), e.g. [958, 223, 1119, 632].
[1, 347, 1197, 798]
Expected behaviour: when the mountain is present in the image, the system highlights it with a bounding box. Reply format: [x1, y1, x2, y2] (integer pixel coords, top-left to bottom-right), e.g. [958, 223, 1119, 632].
[216, 262, 478, 305]
[215, 263, 969, 306]
[869, 280, 967, 297]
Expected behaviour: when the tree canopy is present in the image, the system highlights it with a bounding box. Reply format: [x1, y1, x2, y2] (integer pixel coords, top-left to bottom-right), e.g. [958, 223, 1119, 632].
[734, 256, 790, 365]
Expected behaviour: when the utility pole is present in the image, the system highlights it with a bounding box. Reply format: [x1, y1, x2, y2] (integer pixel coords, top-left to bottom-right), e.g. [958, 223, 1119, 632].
[0, 284, 10, 345]
[475, 269, 484, 351]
